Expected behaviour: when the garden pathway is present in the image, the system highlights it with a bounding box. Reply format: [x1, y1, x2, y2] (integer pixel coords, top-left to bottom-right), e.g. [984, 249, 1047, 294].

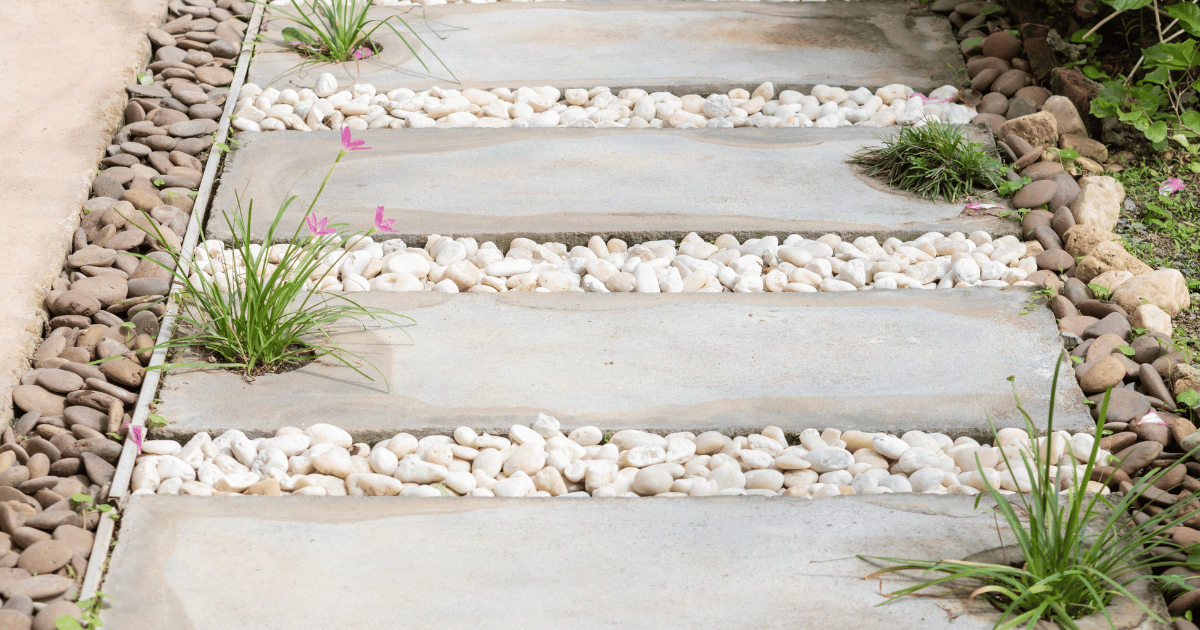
[96, 1, 1071, 628]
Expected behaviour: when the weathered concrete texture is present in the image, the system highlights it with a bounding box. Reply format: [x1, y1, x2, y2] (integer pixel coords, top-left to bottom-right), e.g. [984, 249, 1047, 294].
[210, 127, 1015, 246]
[249, 1, 961, 92]
[101, 494, 1014, 630]
[0, 0, 167, 427]
[155, 290, 1092, 441]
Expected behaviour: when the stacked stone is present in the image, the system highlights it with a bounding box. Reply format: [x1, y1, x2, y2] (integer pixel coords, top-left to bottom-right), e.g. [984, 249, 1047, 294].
[0, 2, 251, 625]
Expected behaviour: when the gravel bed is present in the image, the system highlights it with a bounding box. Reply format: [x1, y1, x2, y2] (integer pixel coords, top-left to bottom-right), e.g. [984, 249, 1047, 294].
[131, 418, 1115, 498]
[194, 229, 1051, 294]
[232, 78, 974, 131]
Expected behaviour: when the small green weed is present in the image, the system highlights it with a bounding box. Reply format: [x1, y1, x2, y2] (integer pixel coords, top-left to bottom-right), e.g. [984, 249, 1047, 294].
[56, 591, 112, 629]
[849, 122, 1007, 203]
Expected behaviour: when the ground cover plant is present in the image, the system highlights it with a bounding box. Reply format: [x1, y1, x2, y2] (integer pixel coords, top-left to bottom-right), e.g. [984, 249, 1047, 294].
[849, 121, 1008, 202]
[860, 362, 1200, 630]
[134, 129, 411, 381]
[261, 0, 458, 81]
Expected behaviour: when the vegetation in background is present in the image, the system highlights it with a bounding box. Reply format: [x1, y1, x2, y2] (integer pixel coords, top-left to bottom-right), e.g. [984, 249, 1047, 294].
[850, 122, 1008, 202]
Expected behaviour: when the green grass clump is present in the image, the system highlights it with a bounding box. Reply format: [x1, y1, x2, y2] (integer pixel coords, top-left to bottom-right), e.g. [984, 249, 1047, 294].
[849, 121, 1006, 203]
[137, 144, 410, 383]
[860, 360, 1200, 630]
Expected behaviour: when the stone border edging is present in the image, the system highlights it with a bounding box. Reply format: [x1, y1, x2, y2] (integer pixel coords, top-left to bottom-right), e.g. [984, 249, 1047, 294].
[77, 0, 267, 603]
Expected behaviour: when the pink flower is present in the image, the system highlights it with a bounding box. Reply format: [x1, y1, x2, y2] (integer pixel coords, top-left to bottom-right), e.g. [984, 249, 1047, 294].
[340, 126, 370, 152]
[374, 205, 396, 232]
[352, 46, 373, 60]
[306, 214, 336, 236]
[1159, 178, 1185, 196]
[965, 202, 1003, 210]
[912, 92, 951, 104]
[121, 423, 145, 453]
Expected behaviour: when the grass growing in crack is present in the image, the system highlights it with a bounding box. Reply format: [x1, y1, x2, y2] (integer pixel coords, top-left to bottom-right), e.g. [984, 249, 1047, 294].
[261, 0, 459, 81]
[134, 137, 412, 383]
[860, 360, 1200, 630]
[849, 121, 1007, 203]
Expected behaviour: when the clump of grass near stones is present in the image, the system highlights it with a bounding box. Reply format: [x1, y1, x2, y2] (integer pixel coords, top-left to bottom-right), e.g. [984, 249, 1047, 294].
[850, 121, 1006, 203]
[860, 361, 1200, 630]
[134, 137, 411, 383]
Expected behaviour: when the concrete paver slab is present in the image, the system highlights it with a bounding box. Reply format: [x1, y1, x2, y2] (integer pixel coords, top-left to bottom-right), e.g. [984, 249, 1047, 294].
[100, 494, 1012, 630]
[250, 1, 960, 92]
[0, 0, 167, 426]
[210, 127, 1013, 246]
[155, 290, 1092, 440]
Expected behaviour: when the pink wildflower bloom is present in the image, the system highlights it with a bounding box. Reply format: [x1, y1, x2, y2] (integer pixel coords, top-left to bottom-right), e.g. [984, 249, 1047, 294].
[121, 423, 145, 453]
[964, 202, 1003, 210]
[340, 126, 370, 151]
[912, 92, 951, 104]
[374, 205, 397, 232]
[1159, 178, 1185, 196]
[306, 214, 337, 236]
[352, 46, 373, 60]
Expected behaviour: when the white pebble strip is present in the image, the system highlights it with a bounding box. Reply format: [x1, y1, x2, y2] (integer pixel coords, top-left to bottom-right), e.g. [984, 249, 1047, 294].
[190, 230, 1045, 294]
[232, 78, 975, 132]
[131, 416, 1112, 498]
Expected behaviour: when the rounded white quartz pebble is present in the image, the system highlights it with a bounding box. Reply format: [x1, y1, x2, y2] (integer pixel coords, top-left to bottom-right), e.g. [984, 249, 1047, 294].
[305, 423, 353, 448]
[632, 466, 674, 496]
[142, 440, 181, 456]
[872, 434, 909, 460]
[908, 468, 946, 493]
[745, 469, 784, 491]
[214, 471, 259, 492]
[695, 431, 731, 454]
[568, 426, 603, 447]
[803, 447, 854, 473]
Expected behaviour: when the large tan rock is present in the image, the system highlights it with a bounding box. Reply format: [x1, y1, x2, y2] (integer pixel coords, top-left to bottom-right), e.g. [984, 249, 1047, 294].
[997, 111, 1059, 148]
[1089, 270, 1134, 293]
[1130, 304, 1173, 335]
[1070, 186, 1121, 232]
[1112, 268, 1191, 317]
[1074, 241, 1153, 284]
[1042, 95, 1088, 136]
[1173, 364, 1200, 398]
[1078, 175, 1126, 202]
[1059, 134, 1108, 162]
[1064, 224, 1119, 258]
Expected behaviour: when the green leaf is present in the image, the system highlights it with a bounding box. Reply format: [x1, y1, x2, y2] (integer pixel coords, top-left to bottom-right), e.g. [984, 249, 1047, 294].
[979, 5, 1003, 16]
[1098, 0, 1153, 10]
[961, 37, 984, 50]
[1083, 65, 1106, 80]
[1144, 65, 1172, 87]
[1145, 40, 1200, 71]
[1180, 389, 1200, 408]
[1182, 110, 1200, 136]
[1167, 2, 1200, 37]
[1090, 96, 1122, 118]
[55, 616, 85, 630]
[281, 26, 315, 46]
[1115, 345, 1135, 356]
[1145, 120, 1170, 143]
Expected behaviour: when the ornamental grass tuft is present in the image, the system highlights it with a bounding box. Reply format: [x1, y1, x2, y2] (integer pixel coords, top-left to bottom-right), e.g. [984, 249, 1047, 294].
[262, 0, 458, 81]
[849, 121, 1007, 203]
[135, 131, 411, 383]
[860, 359, 1200, 630]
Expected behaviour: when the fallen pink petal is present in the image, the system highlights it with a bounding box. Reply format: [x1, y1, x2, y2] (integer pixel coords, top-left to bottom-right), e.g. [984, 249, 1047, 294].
[306, 213, 337, 236]
[1159, 178, 1185, 195]
[121, 422, 145, 453]
[374, 205, 397, 232]
[340, 126, 370, 151]
[912, 92, 951, 104]
[352, 46, 373, 61]
[965, 202, 1003, 210]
